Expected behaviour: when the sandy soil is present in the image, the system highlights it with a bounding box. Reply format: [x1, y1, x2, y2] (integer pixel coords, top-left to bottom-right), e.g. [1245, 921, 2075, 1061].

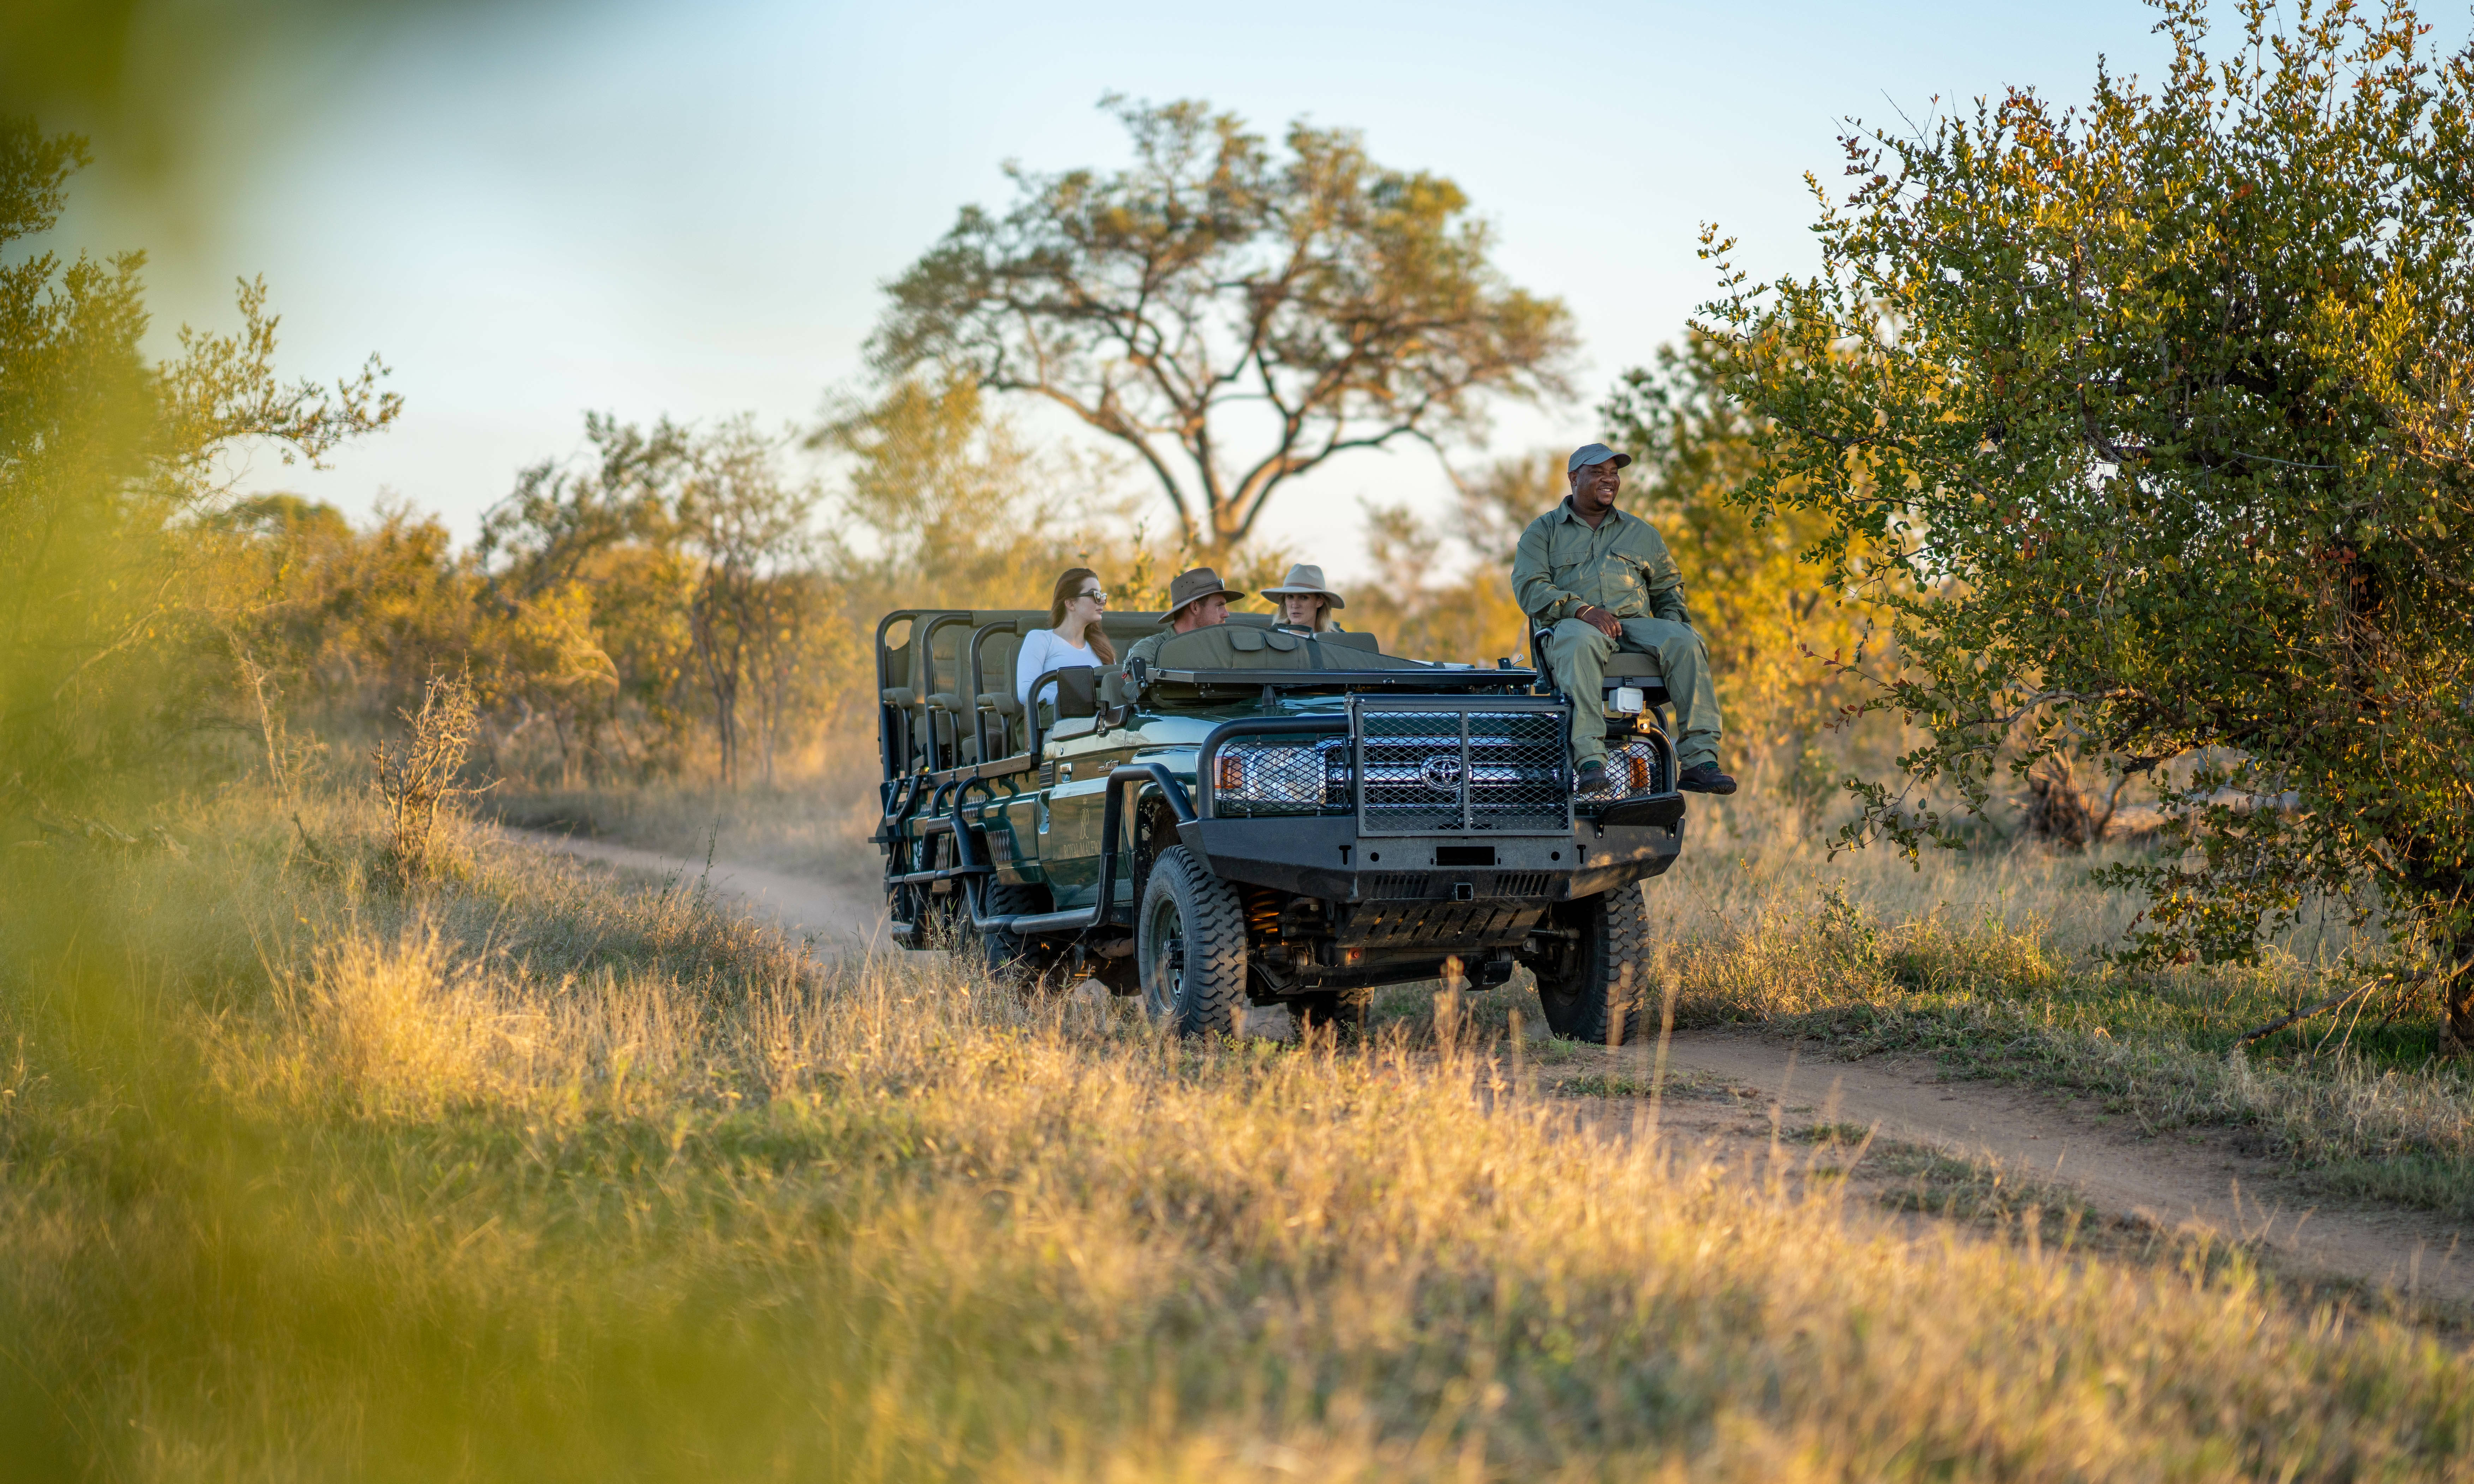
[1627, 1032, 2473, 1310]
[506, 826, 2472, 1312]
[506, 828, 900, 957]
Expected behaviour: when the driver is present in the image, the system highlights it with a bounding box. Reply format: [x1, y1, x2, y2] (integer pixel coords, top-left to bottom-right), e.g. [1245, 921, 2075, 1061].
[1511, 443, 1735, 795]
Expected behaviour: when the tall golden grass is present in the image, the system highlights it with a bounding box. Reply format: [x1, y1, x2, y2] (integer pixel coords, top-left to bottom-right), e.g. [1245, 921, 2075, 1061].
[3, 785, 2471, 1479]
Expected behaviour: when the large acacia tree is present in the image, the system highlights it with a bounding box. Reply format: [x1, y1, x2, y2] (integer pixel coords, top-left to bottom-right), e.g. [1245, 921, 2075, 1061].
[1703, 0, 2474, 1045]
[870, 96, 1577, 549]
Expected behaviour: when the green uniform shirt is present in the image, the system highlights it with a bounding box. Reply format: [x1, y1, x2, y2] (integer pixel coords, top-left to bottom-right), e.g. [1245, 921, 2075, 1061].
[1510, 498, 1693, 629]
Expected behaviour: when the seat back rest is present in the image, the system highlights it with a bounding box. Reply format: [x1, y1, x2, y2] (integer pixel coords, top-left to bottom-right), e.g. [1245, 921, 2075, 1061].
[1053, 667, 1098, 718]
[970, 621, 1027, 759]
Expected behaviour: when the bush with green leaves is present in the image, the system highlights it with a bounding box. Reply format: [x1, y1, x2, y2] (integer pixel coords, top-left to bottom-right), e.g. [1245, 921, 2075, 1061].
[1703, 0, 2474, 1045]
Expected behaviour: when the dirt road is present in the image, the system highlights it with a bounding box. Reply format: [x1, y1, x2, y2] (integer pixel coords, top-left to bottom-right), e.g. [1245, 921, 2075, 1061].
[1638, 1031, 2473, 1310]
[507, 828, 897, 957]
[509, 828, 2470, 1310]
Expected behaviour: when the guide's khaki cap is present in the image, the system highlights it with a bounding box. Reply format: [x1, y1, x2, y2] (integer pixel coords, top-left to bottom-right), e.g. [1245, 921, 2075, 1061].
[1567, 441, 1633, 473]
[1164, 566, 1246, 620]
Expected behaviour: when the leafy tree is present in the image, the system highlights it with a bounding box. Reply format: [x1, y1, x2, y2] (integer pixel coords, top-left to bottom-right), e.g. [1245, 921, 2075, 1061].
[1701, 1, 2474, 1043]
[869, 96, 1577, 549]
[673, 417, 817, 786]
[0, 119, 396, 784]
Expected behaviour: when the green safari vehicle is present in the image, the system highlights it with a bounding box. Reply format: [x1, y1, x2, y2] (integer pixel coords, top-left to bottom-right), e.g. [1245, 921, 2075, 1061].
[873, 607, 1688, 1039]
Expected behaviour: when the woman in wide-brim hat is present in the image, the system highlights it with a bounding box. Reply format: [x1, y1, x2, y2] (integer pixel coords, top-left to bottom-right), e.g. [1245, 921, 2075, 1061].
[1262, 563, 1347, 633]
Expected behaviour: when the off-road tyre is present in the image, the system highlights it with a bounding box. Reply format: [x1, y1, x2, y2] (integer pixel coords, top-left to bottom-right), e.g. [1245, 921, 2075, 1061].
[1532, 883, 1652, 1044]
[1286, 990, 1367, 1040]
[1137, 846, 1250, 1036]
[960, 881, 1061, 982]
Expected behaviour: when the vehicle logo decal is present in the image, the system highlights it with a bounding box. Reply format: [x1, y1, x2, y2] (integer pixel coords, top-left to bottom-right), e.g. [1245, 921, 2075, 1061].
[1420, 755, 1464, 791]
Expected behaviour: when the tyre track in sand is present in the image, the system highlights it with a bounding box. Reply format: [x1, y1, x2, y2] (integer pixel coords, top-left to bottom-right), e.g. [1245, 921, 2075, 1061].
[1628, 1030, 2474, 1311]
[503, 829, 2472, 1311]
[504, 828, 897, 958]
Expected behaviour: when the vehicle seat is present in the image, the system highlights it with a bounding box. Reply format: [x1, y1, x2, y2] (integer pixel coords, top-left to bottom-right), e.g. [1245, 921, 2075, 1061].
[1322, 630, 1379, 653]
[1529, 622, 1674, 710]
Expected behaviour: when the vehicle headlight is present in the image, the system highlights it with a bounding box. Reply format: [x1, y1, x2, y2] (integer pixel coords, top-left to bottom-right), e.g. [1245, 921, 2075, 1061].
[1578, 739, 1662, 798]
[1213, 744, 1331, 805]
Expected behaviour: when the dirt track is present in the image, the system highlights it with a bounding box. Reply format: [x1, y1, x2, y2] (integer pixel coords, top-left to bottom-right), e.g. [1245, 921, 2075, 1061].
[512, 826, 2473, 1312]
[507, 828, 896, 957]
[1638, 1032, 2472, 1309]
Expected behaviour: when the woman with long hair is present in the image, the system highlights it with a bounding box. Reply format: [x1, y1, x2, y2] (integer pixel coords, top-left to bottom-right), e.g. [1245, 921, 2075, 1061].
[1016, 566, 1117, 708]
[1261, 564, 1347, 633]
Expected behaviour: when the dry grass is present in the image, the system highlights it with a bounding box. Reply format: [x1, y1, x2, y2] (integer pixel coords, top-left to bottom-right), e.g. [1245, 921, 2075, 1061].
[4, 785, 2474, 1479]
[1639, 795, 2474, 1218]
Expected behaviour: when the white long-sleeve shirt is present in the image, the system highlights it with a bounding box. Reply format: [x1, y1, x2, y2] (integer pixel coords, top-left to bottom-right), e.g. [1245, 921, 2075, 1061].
[1015, 627, 1097, 709]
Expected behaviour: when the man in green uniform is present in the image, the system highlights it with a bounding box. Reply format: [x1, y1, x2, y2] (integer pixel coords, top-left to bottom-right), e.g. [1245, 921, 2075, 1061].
[1123, 567, 1245, 671]
[1511, 443, 1735, 795]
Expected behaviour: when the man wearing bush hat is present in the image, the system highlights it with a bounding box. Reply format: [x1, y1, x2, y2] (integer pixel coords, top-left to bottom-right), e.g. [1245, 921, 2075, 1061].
[1122, 566, 1247, 671]
[1511, 442, 1734, 795]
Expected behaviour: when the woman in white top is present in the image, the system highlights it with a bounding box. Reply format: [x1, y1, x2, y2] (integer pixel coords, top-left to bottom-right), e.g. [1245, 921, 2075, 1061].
[1016, 567, 1116, 709]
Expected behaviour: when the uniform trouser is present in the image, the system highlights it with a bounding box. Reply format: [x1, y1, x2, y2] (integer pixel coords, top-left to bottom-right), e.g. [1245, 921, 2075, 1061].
[1544, 615, 1723, 770]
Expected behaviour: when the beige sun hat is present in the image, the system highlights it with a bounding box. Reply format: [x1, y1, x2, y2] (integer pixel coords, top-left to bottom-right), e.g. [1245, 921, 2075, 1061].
[1259, 563, 1346, 611]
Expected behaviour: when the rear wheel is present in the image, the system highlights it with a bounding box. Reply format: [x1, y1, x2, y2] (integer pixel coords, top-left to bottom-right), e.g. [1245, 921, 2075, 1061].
[1286, 990, 1366, 1039]
[1137, 846, 1250, 1036]
[960, 880, 1061, 981]
[1532, 883, 1653, 1044]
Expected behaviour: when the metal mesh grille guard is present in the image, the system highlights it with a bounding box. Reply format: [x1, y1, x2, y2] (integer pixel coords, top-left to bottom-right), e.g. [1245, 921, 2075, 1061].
[1356, 704, 1570, 836]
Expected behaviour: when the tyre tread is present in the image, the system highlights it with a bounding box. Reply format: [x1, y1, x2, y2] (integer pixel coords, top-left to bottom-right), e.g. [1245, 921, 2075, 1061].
[1144, 847, 1251, 1035]
[1535, 884, 1653, 1043]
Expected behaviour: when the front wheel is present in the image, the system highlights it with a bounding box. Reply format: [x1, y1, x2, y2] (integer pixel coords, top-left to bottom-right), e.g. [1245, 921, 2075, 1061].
[1137, 846, 1250, 1036]
[1531, 883, 1653, 1044]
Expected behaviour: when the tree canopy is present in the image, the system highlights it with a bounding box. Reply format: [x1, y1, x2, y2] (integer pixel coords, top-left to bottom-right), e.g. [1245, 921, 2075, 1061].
[1702, 0, 2474, 1041]
[870, 96, 1577, 549]
[0, 118, 396, 782]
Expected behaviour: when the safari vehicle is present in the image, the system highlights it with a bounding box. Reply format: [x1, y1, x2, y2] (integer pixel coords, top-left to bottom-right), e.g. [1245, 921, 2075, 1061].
[873, 606, 1689, 1040]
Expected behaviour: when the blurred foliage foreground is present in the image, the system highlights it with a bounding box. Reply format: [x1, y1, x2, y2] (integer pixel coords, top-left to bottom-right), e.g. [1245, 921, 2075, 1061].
[4, 785, 2474, 1482]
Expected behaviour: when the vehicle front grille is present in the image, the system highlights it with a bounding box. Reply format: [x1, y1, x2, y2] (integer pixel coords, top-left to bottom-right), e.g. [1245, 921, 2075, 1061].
[1358, 706, 1569, 835]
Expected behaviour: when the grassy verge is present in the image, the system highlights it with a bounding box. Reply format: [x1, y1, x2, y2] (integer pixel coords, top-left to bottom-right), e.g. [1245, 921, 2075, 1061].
[1651, 798, 2474, 1221]
[4, 786, 2473, 1479]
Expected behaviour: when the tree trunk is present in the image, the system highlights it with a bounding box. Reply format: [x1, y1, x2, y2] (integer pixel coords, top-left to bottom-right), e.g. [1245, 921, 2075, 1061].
[2023, 755, 2097, 849]
[2441, 936, 2474, 1058]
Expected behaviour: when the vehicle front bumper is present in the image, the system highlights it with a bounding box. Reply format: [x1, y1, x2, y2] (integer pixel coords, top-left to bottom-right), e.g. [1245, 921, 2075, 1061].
[1178, 796, 1684, 905]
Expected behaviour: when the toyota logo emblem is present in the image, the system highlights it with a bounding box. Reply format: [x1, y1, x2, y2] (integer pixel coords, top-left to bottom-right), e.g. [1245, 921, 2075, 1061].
[1419, 756, 1464, 791]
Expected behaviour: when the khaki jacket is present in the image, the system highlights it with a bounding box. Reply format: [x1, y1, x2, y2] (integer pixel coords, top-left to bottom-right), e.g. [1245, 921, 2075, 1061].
[1510, 498, 1693, 628]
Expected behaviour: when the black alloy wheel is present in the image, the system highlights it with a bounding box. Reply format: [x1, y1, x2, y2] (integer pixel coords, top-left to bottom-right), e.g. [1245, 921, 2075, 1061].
[1136, 846, 1250, 1036]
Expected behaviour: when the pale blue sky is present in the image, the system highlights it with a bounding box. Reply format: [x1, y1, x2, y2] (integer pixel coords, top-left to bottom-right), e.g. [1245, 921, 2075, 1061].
[67, 0, 2453, 582]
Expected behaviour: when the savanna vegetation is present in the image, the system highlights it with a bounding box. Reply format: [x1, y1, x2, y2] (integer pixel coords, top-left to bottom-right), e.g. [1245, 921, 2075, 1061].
[11, 0, 2474, 1476]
